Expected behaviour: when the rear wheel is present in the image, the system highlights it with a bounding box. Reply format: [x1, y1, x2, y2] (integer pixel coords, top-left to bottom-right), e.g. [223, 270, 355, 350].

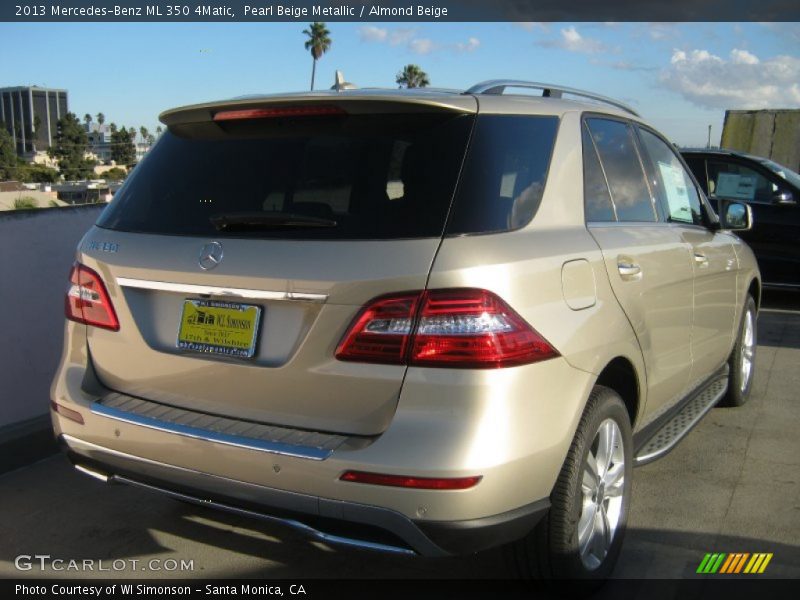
[509, 386, 632, 584]
[720, 295, 757, 407]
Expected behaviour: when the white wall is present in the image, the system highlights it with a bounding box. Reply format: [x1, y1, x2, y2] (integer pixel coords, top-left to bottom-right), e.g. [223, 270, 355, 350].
[0, 205, 105, 428]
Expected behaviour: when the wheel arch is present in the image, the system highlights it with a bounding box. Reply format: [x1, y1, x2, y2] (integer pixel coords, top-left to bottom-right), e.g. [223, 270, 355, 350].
[593, 356, 640, 428]
[747, 277, 761, 311]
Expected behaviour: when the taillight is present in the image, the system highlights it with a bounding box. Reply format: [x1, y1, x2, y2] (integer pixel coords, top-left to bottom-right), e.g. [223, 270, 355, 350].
[65, 263, 119, 331]
[335, 288, 558, 369]
[335, 292, 422, 364]
[213, 105, 345, 121]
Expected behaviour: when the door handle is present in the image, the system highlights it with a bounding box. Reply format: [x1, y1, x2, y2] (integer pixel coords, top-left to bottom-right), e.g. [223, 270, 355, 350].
[617, 261, 641, 279]
[694, 252, 709, 267]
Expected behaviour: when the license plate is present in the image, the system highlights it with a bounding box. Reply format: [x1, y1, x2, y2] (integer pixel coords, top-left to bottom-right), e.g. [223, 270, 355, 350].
[177, 300, 261, 358]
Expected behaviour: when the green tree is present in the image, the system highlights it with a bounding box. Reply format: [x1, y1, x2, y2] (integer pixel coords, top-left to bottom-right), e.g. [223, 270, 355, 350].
[17, 163, 58, 183]
[396, 64, 430, 89]
[110, 126, 136, 166]
[49, 112, 96, 180]
[101, 166, 127, 180]
[303, 22, 332, 91]
[109, 122, 117, 134]
[84, 114, 92, 127]
[96, 112, 105, 126]
[0, 125, 17, 180]
[156, 125, 163, 137]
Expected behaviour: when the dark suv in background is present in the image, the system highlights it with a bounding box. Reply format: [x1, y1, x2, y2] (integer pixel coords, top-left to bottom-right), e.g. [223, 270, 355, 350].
[682, 148, 800, 288]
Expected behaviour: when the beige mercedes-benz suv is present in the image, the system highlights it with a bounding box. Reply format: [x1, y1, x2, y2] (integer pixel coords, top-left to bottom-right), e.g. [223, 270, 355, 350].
[52, 80, 760, 580]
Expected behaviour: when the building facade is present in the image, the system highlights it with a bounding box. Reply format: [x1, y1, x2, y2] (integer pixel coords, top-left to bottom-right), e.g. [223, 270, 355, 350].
[0, 86, 69, 156]
[86, 123, 113, 163]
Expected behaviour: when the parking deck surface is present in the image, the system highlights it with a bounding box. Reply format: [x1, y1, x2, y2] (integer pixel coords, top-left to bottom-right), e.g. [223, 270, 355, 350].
[1, 293, 798, 580]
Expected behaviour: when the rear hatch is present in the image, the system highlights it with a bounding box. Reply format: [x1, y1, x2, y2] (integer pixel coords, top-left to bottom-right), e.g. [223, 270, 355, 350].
[82, 95, 476, 436]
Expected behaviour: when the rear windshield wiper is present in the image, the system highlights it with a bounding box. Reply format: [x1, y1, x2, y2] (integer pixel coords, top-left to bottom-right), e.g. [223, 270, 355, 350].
[210, 212, 337, 231]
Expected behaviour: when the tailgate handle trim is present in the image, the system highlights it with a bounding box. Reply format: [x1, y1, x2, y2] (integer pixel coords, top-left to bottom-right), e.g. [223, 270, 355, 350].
[117, 277, 327, 303]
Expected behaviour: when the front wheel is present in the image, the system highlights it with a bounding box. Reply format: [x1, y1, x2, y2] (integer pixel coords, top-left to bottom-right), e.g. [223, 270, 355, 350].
[721, 294, 757, 407]
[509, 386, 632, 583]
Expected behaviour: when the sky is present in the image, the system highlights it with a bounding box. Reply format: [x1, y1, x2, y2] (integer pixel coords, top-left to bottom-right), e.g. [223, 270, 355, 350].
[1, 21, 798, 146]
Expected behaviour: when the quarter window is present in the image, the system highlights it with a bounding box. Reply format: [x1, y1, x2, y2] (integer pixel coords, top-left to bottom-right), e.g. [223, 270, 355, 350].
[585, 118, 656, 222]
[446, 115, 559, 234]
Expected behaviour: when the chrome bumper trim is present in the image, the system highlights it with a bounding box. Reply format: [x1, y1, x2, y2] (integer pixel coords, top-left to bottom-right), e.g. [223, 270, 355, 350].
[91, 401, 335, 461]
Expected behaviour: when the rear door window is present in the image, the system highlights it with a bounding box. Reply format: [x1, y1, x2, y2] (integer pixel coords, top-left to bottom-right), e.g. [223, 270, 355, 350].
[637, 128, 703, 225]
[585, 118, 657, 222]
[98, 112, 473, 240]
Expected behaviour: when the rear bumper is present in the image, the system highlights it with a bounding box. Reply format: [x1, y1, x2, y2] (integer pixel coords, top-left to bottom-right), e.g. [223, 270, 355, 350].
[59, 433, 549, 556]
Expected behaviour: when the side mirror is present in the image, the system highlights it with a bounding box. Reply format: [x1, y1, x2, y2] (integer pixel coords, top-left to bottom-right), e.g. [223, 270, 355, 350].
[718, 199, 752, 231]
[774, 190, 796, 205]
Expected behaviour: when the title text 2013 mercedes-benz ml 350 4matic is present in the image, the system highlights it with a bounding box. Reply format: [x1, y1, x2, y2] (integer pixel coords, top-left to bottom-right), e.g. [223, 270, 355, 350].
[52, 80, 760, 580]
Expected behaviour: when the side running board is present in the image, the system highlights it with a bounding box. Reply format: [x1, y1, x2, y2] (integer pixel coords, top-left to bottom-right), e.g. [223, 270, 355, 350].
[634, 373, 728, 466]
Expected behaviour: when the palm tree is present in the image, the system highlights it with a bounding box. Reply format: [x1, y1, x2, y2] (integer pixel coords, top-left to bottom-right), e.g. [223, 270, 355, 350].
[96, 112, 105, 127]
[155, 125, 163, 137]
[139, 126, 149, 145]
[84, 114, 92, 127]
[109, 122, 117, 134]
[396, 64, 430, 89]
[303, 22, 332, 91]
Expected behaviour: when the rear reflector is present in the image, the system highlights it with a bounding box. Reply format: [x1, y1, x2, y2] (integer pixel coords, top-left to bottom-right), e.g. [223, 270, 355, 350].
[340, 471, 482, 490]
[51, 401, 84, 425]
[335, 288, 558, 368]
[65, 263, 120, 331]
[213, 105, 345, 121]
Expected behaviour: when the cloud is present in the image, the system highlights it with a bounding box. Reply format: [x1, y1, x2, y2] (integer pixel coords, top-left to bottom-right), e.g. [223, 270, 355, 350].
[454, 37, 481, 53]
[516, 22, 549, 32]
[358, 26, 416, 46]
[389, 28, 416, 46]
[647, 23, 679, 41]
[537, 26, 608, 54]
[660, 48, 800, 109]
[594, 59, 657, 72]
[409, 38, 437, 55]
[359, 26, 479, 56]
[358, 26, 388, 43]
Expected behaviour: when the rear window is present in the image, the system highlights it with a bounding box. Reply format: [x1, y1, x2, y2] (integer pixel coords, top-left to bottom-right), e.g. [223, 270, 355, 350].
[97, 112, 473, 240]
[446, 115, 559, 235]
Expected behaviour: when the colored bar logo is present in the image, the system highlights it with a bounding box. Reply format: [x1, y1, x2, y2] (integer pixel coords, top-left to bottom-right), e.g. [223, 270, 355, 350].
[697, 552, 773, 574]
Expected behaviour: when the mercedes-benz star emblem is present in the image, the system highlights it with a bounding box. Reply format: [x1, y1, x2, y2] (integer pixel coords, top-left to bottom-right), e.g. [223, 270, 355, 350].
[198, 242, 224, 270]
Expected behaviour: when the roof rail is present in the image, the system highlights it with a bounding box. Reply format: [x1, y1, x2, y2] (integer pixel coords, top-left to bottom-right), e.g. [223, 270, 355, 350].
[465, 80, 639, 117]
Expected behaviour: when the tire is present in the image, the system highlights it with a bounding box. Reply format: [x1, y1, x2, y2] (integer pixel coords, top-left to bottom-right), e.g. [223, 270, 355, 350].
[508, 386, 632, 585]
[720, 295, 757, 407]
